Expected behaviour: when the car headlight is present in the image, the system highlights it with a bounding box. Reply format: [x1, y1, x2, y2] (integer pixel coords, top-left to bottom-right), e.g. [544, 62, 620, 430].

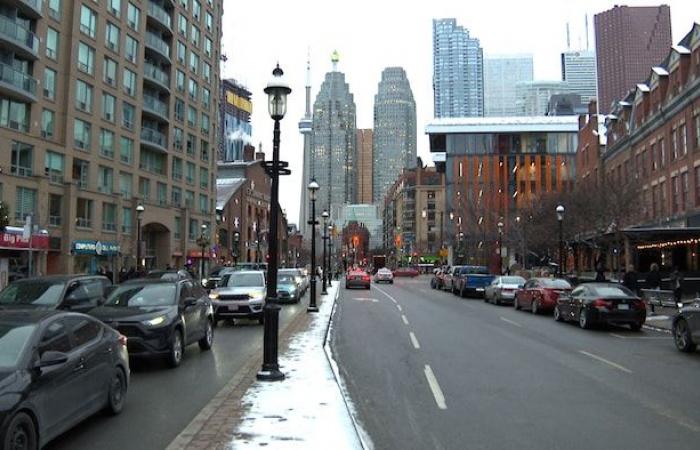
[202, 278, 208, 285]
[209, 292, 219, 299]
[143, 316, 166, 327]
[249, 290, 265, 301]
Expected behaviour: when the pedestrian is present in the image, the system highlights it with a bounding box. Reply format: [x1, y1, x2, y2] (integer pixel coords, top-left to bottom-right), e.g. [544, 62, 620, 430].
[595, 262, 606, 281]
[645, 263, 662, 290]
[622, 264, 639, 295]
[670, 266, 684, 304]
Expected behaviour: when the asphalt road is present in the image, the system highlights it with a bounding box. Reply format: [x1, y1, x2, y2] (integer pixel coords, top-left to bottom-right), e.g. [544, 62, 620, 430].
[45, 293, 309, 450]
[332, 276, 700, 450]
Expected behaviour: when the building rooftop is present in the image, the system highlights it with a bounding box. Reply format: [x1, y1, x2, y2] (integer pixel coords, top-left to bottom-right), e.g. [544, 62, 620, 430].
[425, 115, 580, 134]
[216, 178, 246, 210]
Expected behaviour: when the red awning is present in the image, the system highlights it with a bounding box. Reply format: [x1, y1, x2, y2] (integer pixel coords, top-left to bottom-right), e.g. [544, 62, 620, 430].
[0, 232, 50, 250]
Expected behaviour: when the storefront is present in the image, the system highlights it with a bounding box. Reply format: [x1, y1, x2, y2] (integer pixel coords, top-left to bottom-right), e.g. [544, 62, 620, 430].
[71, 240, 121, 276]
[0, 227, 50, 290]
[187, 249, 211, 278]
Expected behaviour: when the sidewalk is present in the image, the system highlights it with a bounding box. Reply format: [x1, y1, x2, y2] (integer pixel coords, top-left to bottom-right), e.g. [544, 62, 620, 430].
[167, 282, 367, 450]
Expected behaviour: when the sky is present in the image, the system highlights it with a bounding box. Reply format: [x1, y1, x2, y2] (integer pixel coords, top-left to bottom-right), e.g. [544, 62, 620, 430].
[220, 0, 698, 226]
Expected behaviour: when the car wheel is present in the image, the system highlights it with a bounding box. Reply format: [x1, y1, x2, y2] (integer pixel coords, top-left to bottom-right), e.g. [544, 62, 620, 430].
[579, 308, 591, 330]
[514, 296, 520, 310]
[629, 322, 642, 332]
[431, 280, 436, 289]
[167, 330, 184, 368]
[553, 306, 563, 322]
[3, 412, 37, 450]
[390, 280, 393, 284]
[673, 318, 697, 352]
[199, 319, 214, 351]
[494, 296, 501, 306]
[531, 299, 539, 315]
[106, 368, 127, 415]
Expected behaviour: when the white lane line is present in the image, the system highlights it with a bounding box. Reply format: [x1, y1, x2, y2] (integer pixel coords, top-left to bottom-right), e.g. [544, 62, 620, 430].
[374, 285, 399, 304]
[610, 333, 668, 340]
[500, 317, 522, 327]
[410, 332, 421, 349]
[579, 350, 633, 374]
[402, 314, 409, 325]
[396, 304, 403, 312]
[424, 365, 447, 410]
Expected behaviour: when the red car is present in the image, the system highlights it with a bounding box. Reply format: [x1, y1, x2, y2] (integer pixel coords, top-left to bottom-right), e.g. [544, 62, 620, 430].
[346, 269, 371, 289]
[393, 267, 419, 277]
[514, 278, 573, 314]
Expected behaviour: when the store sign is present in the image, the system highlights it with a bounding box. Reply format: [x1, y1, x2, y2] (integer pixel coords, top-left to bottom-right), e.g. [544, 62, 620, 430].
[0, 232, 49, 250]
[72, 240, 120, 256]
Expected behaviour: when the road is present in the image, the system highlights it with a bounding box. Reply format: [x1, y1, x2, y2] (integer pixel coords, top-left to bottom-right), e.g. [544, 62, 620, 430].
[45, 294, 308, 450]
[332, 276, 700, 450]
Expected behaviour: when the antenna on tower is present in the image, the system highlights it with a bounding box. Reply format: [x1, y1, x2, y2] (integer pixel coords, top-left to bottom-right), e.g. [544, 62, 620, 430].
[566, 22, 571, 50]
[585, 14, 590, 50]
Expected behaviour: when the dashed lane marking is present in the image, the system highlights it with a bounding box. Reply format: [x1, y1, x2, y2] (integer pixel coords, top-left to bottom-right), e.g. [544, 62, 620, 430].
[579, 350, 633, 374]
[609, 333, 669, 339]
[424, 365, 447, 410]
[402, 314, 409, 325]
[396, 304, 403, 312]
[499, 317, 522, 328]
[410, 332, 421, 349]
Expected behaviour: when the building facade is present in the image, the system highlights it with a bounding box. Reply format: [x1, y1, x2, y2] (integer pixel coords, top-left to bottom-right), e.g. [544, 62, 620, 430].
[594, 5, 672, 114]
[220, 78, 252, 161]
[432, 18, 484, 118]
[516, 81, 572, 116]
[356, 129, 373, 204]
[560, 50, 597, 105]
[0, 0, 222, 276]
[311, 52, 357, 220]
[336, 204, 383, 250]
[372, 67, 417, 204]
[484, 55, 534, 117]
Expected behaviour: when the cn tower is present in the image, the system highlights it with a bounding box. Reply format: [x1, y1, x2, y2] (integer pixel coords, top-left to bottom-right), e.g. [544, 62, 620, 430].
[298, 54, 313, 238]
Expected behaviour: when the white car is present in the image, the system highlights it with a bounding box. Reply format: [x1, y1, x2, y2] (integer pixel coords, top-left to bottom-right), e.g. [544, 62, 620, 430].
[485, 276, 526, 305]
[374, 268, 394, 284]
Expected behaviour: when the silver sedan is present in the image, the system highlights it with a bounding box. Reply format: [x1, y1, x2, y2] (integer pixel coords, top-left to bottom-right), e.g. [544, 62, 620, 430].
[485, 276, 526, 305]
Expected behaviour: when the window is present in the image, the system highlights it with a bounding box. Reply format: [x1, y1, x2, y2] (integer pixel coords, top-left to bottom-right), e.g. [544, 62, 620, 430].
[123, 69, 136, 96]
[0, 98, 28, 132]
[103, 58, 117, 86]
[46, 28, 59, 59]
[119, 172, 132, 198]
[102, 92, 116, 122]
[139, 177, 150, 201]
[77, 42, 95, 75]
[105, 23, 120, 51]
[140, 149, 165, 175]
[100, 129, 115, 158]
[696, 167, 700, 207]
[38, 320, 70, 355]
[682, 171, 690, 210]
[174, 216, 181, 239]
[193, 1, 201, 20]
[172, 186, 182, 207]
[122, 102, 135, 130]
[178, 14, 187, 35]
[188, 78, 198, 100]
[76, 198, 93, 228]
[185, 190, 194, 208]
[189, 218, 198, 241]
[45, 151, 64, 184]
[157, 182, 167, 206]
[695, 113, 700, 149]
[200, 167, 208, 189]
[204, 37, 212, 57]
[175, 99, 185, 122]
[48, 0, 61, 20]
[11, 142, 33, 177]
[98, 166, 114, 194]
[109, 0, 121, 17]
[173, 127, 184, 151]
[659, 181, 667, 215]
[15, 187, 36, 222]
[201, 113, 209, 133]
[189, 53, 199, 74]
[49, 194, 62, 226]
[202, 88, 210, 108]
[671, 127, 678, 160]
[672, 176, 679, 213]
[203, 62, 211, 82]
[199, 194, 208, 214]
[102, 203, 117, 232]
[186, 162, 195, 185]
[659, 138, 665, 168]
[681, 124, 687, 156]
[200, 140, 209, 162]
[79, 5, 97, 38]
[650, 142, 657, 171]
[122, 207, 132, 233]
[125, 35, 138, 63]
[186, 133, 196, 156]
[74, 119, 91, 150]
[176, 70, 185, 92]
[67, 317, 102, 347]
[73, 159, 89, 189]
[187, 106, 196, 127]
[127, 2, 140, 31]
[120, 136, 133, 164]
[75, 80, 93, 113]
[43, 68, 56, 100]
[205, 12, 213, 31]
[177, 41, 186, 63]
[191, 26, 200, 47]
[172, 157, 183, 180]
[41, 109, 55, 138]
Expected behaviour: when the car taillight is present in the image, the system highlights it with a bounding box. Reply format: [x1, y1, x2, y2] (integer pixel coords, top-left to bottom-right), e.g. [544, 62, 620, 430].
[118, 333, 128, 346]
[592, 298, 613, 309]
[633, 299, 646, 310]
[362, 275, 370, 281]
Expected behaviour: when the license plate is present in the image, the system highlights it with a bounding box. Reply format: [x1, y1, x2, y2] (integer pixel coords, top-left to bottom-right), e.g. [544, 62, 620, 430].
[476, 288, 484, 291]
[227, 305, 239, 311]
[617, 304, 629, 310]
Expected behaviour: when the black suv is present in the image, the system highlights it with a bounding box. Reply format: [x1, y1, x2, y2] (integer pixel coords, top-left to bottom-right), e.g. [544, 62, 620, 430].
[0, 275, 112, 313]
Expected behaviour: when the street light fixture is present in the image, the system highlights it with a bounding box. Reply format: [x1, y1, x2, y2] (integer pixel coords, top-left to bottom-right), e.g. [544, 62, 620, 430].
[233, 231, 240, 266]
[307, 179, 320, 313]
[497, 221, 504, 274]
[136, 204, 145, 272]
[321, 210, 329, 295]
[556, 205, 565, 277]
[257, 63, 291, 382]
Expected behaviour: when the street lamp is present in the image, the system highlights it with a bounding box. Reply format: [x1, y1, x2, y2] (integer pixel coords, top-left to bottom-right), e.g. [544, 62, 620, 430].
[199, 224, 208, 281]
[321, 210, 329, 295]
[233, 231, 240, 266]
[556, 205, 565, 277]
[257, 63, 291, 382]
[136, 204, 144, 272]
[327, 223, 334, 286]
[307, 179, 320, 313]
[497, 221, 504, 275]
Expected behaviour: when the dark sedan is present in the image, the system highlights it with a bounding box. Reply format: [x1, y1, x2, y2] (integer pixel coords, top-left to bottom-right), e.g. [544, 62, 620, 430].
[0, 310, 129, 449]
[90, 279, 214, 368]
[554, 283, 646, 330]
[672, 302, 700, 352]
[0, 275, 111, 313]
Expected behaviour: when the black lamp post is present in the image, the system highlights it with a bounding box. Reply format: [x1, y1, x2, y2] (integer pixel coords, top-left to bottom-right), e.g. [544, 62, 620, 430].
[136, 204, 144, 272]
[556, 205, 565, 277]
[307, 179, 319, 313]
[497, 221, 504, 275]
[199, 224, 208, 282]
[257, 64, 291, 382]
[327, 223, 333, 285]
[321, 210, 329, 295]
[233, 231, 240, 266]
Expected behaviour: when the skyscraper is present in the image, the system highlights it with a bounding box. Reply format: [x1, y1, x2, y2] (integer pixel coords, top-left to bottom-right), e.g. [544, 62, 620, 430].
[311, 52, 357, 218]
[432, 18, 484, 118]
[220, 79, 252, 161]
[298, 57, 313, 238]
[560, 50, 597, 106]
[373, 67, 417, 204]
[594, 5, 672, 113]
[484, 55, 534, 117]
[356, 129, 373, 205]
[515, 81, 571, 116]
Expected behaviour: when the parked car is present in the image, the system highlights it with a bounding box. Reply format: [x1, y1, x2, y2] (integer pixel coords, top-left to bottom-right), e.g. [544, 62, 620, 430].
[430, 267, 448, 289]
[672, 302, 700, 352]
[554, 283, 646, 330]
[0, 275, 111, 313]
[208, 271, 266, 325]
[0, 310, 129, 449]
[393, 267, 419, 278]
[276, 273, 301, 303]
[374, 268, 394, 284]
[202, 266, 229, 291]
[453, 266, 494, 298]
[443, 266, 462, 293]
[515, 278, 573, 314]
[346, 270, 371, 289]
[90, 279, 214, 368]
[484, 276, 527, 305]
[146, 270, 193, 282]
[279, 268, 308, 295]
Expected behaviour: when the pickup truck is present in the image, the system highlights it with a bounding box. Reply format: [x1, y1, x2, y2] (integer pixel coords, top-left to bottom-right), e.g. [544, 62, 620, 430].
[453, 266, 495, 298]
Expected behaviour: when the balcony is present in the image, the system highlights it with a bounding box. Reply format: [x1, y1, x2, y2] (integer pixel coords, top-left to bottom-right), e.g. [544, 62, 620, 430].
[143, 61, 171, 92]
[140, 127, 168, 153]
[0, 15, 39, 59]
[147, 1, 172, 34]
[0, 63, 37, 102]
[142, 95, 169, 122]
[145, 32, 171, 63]
[7, 0, 43, 19]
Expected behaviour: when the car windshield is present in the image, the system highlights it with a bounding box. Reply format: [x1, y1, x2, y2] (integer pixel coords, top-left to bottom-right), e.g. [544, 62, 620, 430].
[502, 276, 526, 284]
[0, 322, 36, 369]
[464, 266, 489, 274]
[104, 284, 177, 307]
[278, 275, 295, 283]
[592, 285, 634, 297]
[542, 279, 572, 289]
[224, 273, 264, 288]
[0, 281, 66, 307]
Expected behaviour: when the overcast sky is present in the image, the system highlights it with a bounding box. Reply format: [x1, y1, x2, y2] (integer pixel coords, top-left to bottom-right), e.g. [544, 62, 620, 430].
[220, 0, 698, 226]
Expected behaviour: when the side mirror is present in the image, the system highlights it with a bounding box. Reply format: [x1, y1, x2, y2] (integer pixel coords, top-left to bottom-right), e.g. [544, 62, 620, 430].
[37, 351, 69, 369]
[184, 297, 198, 307]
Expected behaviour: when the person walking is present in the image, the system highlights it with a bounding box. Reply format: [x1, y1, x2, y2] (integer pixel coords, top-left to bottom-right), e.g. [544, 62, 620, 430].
[622, 265, 639, 295]
[645, 263, 662, 290]
[595, 262, 606, 281]
[670, 267, 684, 304]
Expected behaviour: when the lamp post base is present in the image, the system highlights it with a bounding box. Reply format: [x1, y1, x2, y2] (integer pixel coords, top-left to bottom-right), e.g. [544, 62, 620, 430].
[256, 369, 285, 381]
[257, 300, 285, 382]
[306, 306, 319, 313]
